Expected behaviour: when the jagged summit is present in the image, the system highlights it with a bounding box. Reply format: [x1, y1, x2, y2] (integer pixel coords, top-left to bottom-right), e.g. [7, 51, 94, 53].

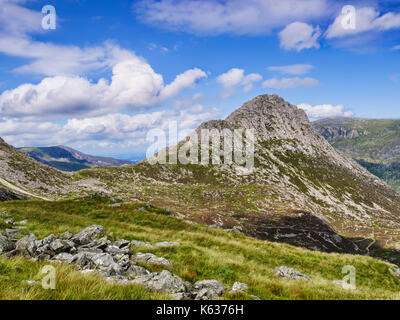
[136, 94, 400, 250]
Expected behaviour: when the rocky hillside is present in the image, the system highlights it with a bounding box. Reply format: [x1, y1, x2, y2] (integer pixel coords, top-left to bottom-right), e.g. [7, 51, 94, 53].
[2, 196, 400, 300]
[73, 95, 400, 255]
[0, 138, 69, 199]
[312, 117, 400, 193]
[2, 95, 400, 255]
[19, 146, 132, 172]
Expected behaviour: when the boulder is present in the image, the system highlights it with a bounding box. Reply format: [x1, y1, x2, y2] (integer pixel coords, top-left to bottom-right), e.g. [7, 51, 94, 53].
[113, 239, 130, 248]
[4, 218, 15, 225]
[131, 252, 173, 268]
[59, 231, 73, 240]
[49, 239, 75, 254]
[230, 282, 248, 293]
[0, 234, 14, 253]
[131, 270, 191, 296]
[71, 225, 106, 245]
[193, 279, 227, 297]
[105, 245, 130, 255]
[53, 252, 74, 263]
[130, 240, 153, 249]
[72, 252, 96, 269]
[275, 266, 311, 281]
[91, 253, 115, 267]
[15, 233, 36, 257]
[126, 265, 150, 278]
[194, 288, 220, 300]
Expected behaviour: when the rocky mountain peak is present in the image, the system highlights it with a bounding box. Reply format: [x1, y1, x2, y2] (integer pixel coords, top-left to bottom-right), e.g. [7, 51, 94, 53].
[226, 94, 308, 126]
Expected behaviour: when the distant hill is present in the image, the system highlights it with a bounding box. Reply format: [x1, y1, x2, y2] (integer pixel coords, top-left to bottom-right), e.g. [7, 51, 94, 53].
[19, 146, 132, 172]
[312, 117, 400, 193]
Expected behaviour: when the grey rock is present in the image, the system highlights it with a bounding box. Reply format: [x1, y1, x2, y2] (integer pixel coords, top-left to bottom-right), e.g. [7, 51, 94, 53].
[126, 265, 150, 278]
[59, 231, 73, 240]
[113, 253, 131, 268]
[130, 240, 153, 249]
[52, 252, 74, 263]
[0, 211, 9, 217]
[71, 225, 106, 245]
[18, 220, 28, 225]
[40, 234, 58, 246]
[131, 270, 191, 295]
[113, 239, 130, 248]
[15, 233, 36, 257]
[193, 280, 227, 297]
[91, 253, 115, 267]
[105, 245, 130, 255]
[5, 228, 20, 237]
[72, 252, 96, 269]
[0, 234, 14, 253]
[230, 282, 248, 293]
[4, 218, 15, 225]
[49, 239, 74, 254]
[131, 252, 173, 268]
[154, 241, 180, 248]
[194, 288, 220, 300]
[275, 266, 311, 281]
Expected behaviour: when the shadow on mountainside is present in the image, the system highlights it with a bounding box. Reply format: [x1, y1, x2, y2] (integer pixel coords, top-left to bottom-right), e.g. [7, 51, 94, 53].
[232, 211, 400, 265]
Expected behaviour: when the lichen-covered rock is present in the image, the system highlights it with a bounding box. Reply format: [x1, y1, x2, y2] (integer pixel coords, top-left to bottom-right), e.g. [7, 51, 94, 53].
[15, 233, 36, 257]
[126, 265, 150, 278]
[71, 225, 106, 245]
[0, 234, 14, 253]
[131, 252, 173, 268]
[275, 266, 311, 281]
[131, 270, 192, 296]
[230, 282, 248, 293]
[53, 252, 74, 263]
[130, 240, 153, 249]
[193, 279, 227, 299]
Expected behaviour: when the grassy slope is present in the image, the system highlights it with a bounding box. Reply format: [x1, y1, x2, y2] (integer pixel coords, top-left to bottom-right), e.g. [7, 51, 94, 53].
[1, 197, 400, 300]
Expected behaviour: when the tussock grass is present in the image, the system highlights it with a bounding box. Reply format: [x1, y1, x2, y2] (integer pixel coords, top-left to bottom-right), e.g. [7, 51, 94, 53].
[1, 197, 400, 300]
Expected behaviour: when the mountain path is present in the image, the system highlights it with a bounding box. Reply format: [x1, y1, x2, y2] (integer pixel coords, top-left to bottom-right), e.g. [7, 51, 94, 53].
[0, 177, 50, 200]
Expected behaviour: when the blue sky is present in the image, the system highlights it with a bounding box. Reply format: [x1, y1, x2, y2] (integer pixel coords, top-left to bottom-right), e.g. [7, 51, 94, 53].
[0, 0, 400, 159]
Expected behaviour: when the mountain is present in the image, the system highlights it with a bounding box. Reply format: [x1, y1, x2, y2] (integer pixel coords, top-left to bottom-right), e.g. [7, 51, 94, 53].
[312, 117, 400, 193]
[2, 95, 400, 258]
[19, 146, 132, 172]
[0, 138, 69, 200]
[70, 94, 400, 257]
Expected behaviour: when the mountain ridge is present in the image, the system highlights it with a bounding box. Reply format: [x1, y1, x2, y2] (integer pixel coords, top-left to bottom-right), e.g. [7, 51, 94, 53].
[2, 94, 400, 257]
[19, 145, 132, 172]
[312, 117, 400, 193]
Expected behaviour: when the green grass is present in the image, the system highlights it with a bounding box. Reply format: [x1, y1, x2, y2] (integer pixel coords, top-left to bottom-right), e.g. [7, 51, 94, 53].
[1, 197, 400, 300]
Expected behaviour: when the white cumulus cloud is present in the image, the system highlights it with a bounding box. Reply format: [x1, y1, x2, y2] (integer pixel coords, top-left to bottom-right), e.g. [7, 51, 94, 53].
[297, 103, 354, 119]
[326, 7, 400, 39]
[217, 68, 262, 98]
[0, 55, 207, 118]
[279, 22, 321, 51]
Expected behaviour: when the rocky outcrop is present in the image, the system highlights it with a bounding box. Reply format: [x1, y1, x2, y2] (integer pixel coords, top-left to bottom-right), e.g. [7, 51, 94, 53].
[275, 266, 311, 281]
[0, 189, 26, 201]
[0, 214, 237, 300]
